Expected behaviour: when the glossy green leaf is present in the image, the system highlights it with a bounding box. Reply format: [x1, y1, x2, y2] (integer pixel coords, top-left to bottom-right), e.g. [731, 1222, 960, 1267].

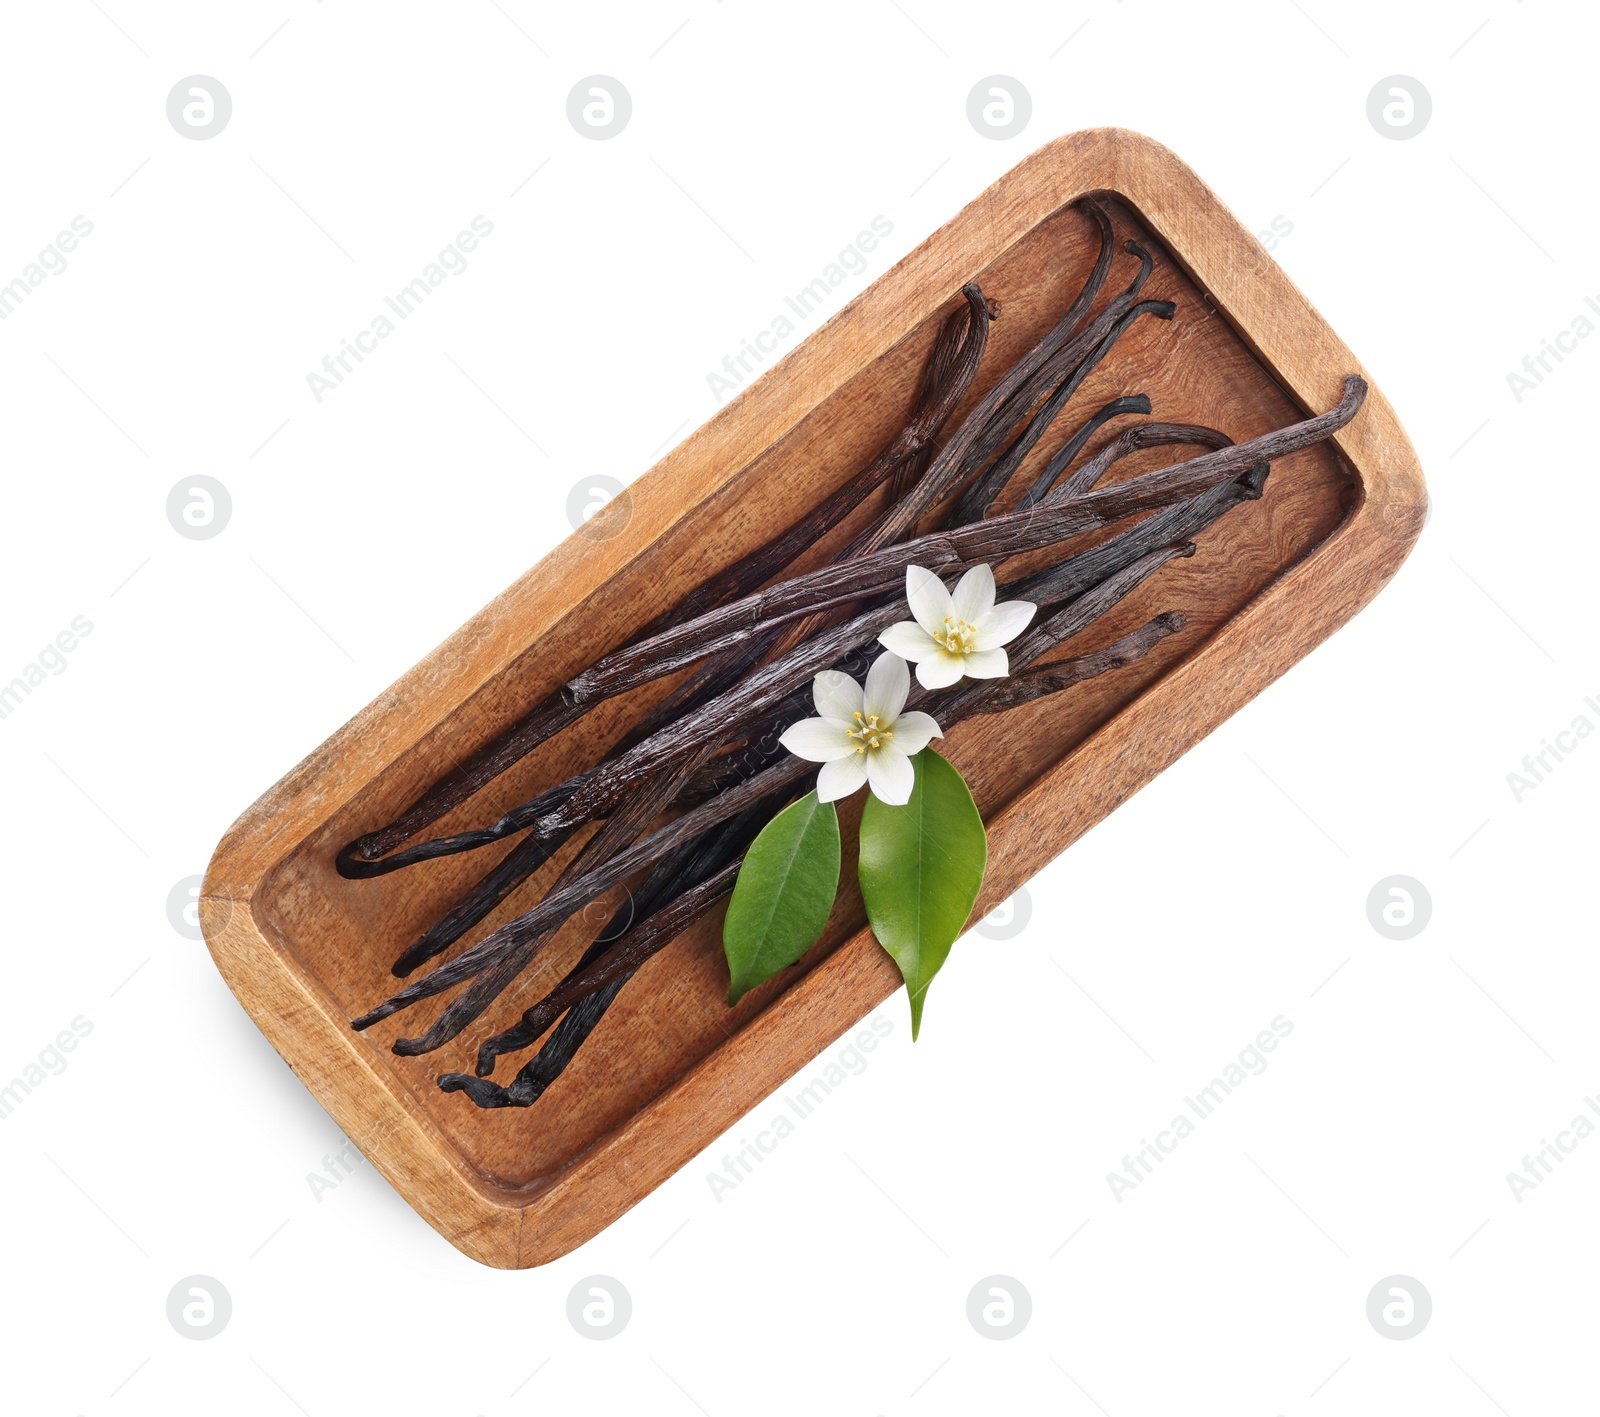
[723, 791, 841, 1006]
[857, 750, 987, 1039]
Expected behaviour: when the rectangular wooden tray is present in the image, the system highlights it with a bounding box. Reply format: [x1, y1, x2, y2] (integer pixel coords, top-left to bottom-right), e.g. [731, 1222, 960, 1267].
[202, 128, 1426, 1268]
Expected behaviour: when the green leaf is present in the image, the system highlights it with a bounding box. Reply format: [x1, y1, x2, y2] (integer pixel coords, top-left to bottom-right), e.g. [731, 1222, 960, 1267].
[723, 791, 841, 1006]
[857, 750, 987, 1040]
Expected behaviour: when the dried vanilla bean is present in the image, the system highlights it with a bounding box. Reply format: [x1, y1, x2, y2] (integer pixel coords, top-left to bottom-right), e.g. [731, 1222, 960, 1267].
[456, 798, 774, 1088]
[445, 558, 1206, 1097]
[676, 639, 878, 806]
[343, 217, 1135, 883]
[468, 801, 783, 1104]
[1008, 461, 1267, 612]
[548, 383, 1338, 718]
[347, 775, 587, 879]
[347, 739, 804, 1029]
[603, 368, 1349, 695]
[836, 203, 1120, 560]
[339, 286, 993, 874]
[1049, 421, 1230, 503]
[389, 829, 567, 978]
[978, 236, 1151, 449]
[925, 542, 1201, 726]
[948, 278, 1171, 524]
[682, 284, 994, 616]
[339, 220, 1376, 1127]
[387, 746, 717, 1056]
[965, 612, 1187, 712]
[354, 449, 1283, 882]
[351, 659, 875, 1036]
[379, 628, 774, 958]
[865, 228, 1151, 549]
[332, 169, 1385, 1130]
[885, 302, 971, 504]
[1009, 395, 1151, 513]
[351, 491, 1257, 1041]
[376, 652, 753, 965]
[458, 864, 740, 1083]
[559, 450, 1215, 708]
[696, 466, 1266, 800]
[354, 278, 1366, 894]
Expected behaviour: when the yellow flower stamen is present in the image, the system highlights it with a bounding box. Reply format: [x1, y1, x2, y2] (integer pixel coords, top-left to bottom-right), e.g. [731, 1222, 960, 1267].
[847, 708, 892, 753]
[934, 613, 978, 655]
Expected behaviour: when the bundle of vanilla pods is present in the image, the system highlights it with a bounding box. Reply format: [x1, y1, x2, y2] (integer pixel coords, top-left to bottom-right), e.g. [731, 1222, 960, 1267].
[337, 199, 1366, 1108]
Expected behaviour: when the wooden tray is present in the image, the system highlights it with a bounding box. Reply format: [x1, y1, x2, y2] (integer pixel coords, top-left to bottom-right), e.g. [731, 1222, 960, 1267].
[202, 128, 1426, 1268]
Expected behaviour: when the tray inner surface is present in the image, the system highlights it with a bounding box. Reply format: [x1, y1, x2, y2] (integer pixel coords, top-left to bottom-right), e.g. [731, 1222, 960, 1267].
[255, 196, 1356, 1193]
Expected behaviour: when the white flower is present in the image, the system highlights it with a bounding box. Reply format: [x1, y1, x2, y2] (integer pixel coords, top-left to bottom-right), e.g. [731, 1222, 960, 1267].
[778, 653, 942, 806]
[877, 563, 1036, 689]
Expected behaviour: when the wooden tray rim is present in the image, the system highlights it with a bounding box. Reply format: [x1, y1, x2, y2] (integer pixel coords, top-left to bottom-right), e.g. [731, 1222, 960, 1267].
[201, 127, 1427, 1268]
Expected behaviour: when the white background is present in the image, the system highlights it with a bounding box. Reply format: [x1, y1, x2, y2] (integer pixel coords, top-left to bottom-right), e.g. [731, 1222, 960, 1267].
[2, 2, 1596, 1413]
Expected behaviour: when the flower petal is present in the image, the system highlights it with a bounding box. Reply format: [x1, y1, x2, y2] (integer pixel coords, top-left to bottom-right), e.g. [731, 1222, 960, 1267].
[889, 710, 942, 756]
[779, 716, 857, 762]
[812, 669, 863, 722]
[962, 647, 1009, 679]
[816, 753, 868, 802]
[864, 650, 909, 724]
[914, 650, 967, 690]
[865, 745, 916, 805]
[951, 563, 996, 624]
[973, 599, 1036, 649]
[906, 565, 952, 636]
[877, 621, 942, 662]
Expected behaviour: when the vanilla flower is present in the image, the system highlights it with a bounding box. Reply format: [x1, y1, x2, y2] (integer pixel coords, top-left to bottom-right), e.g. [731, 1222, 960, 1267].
[778, 653, 942, 806]
[877, 563, 1036, 689]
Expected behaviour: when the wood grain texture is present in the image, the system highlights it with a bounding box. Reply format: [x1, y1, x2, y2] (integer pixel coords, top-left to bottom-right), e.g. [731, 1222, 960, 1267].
[202, 129, 1427, 1268]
